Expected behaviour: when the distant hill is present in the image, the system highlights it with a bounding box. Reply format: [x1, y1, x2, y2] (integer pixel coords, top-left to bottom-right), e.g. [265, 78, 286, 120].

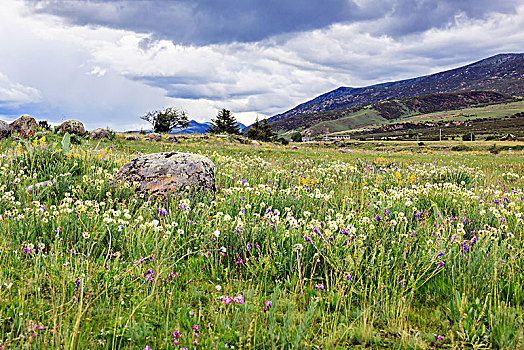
[269, 53, 524, 123]
[170, 120, 246, 134]
[271, 91, 516, 136]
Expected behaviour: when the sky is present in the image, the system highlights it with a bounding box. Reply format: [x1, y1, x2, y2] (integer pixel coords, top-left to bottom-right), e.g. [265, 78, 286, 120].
[0, 0, 523, 131]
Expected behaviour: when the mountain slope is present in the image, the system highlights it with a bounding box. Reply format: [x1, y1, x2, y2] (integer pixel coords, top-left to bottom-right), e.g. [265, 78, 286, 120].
[270, 53, 524, 123]
[271, 91, 516, 135]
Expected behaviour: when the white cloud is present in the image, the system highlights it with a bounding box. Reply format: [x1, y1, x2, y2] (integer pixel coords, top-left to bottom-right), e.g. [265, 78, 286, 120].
[0, 72, 42, 107]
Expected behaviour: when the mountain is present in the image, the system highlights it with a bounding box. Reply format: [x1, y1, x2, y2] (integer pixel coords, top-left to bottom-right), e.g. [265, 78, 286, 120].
[270, 91, 517, 135]
[171, 120, 211, 134]
[170, 120, 246, 134]
[269, 53, 524, 123]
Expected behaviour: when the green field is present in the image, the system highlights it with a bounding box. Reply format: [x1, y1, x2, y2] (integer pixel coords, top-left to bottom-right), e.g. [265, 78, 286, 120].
[0, 134, 523, 349]
[399, 100, 524, 123]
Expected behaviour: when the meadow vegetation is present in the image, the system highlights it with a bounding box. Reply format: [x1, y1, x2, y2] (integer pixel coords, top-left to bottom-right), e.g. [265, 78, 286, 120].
[0, 134, 523, 349]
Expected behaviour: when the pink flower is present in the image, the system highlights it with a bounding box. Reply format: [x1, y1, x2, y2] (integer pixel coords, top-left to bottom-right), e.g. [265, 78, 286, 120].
[264, 300, 272, 307]
[233, 294, 244, 304]
[221, 295, 233, 305]
[314, 283, 325, 289]
[189, 310, 195, 316]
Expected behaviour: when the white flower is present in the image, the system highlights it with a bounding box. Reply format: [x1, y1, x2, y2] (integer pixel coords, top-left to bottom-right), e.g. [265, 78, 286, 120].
[213, 230, 220, 238]
[219, 247, 227, 253]
[293, 243, 304, 252]
[215, 285, 222, 291]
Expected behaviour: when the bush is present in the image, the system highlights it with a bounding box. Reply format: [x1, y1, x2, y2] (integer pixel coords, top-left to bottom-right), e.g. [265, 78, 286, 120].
[451, 144, 472, 152]
[277, 137, 289, 145]
[462, 132, 475, 141]
[70, 134, 83, 145]
[290, 131, 302, 142]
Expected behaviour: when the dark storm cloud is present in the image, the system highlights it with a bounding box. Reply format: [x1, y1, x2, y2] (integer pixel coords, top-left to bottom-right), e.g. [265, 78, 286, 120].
[26, 0, 522, 45]
[368, 0, 522, 36]
[26, 0, 361, 44]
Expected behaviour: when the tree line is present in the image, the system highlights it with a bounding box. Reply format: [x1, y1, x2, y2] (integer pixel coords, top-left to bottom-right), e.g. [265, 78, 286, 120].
[140, 107, 302, 143]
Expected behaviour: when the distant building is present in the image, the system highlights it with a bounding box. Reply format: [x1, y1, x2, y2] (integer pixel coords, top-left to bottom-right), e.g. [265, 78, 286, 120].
[322, 135, 351, 141]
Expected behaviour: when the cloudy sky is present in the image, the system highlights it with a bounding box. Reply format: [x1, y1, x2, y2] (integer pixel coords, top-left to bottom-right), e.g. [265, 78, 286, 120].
[0, 0, 523, 130]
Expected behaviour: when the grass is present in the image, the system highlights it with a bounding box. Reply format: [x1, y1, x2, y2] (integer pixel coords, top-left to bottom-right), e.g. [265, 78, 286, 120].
[399, 100, 524, 123]
[0, 133, 523, 349]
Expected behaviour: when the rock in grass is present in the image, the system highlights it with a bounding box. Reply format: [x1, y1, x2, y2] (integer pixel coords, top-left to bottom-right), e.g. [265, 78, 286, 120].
[113, 152, 215, 196]
[147, 133, 162, 142]
[0, 121, 10, 139]
[125, 135, 140, 141]
[165, 135, 178, 143]
[10, 114, 37, 137]
[89, 128, 110, 139]
[59, 120, 86, 136]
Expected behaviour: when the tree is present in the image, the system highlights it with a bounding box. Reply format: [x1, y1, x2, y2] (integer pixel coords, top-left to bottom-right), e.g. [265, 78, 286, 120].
[141, 107, 189, 133]
[247, 117, 275, 142]
[290, 131, 302, 142]
[207, 109, 241, 135]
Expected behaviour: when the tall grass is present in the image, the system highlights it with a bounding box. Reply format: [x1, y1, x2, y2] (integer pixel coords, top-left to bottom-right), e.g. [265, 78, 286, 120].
[0, 134, 522, 348]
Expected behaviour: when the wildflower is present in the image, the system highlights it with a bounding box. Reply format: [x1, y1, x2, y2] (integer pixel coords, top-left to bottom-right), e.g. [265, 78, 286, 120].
[189, 310, 195, 316]
[191, 324, 200, 331]
[171, 330, 182, 340]
[264, 300, 272, 308]
[215, 285, 222, 291]
[314, 283, 325, 289]
[219, 246, 227, 253]
[293, 243, 303, 252]
[233, 294, 244, 304]
[213, 229, 220, 238]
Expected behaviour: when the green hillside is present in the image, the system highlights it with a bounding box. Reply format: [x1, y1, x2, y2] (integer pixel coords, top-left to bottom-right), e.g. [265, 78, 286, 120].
[286, 91, 517, 137]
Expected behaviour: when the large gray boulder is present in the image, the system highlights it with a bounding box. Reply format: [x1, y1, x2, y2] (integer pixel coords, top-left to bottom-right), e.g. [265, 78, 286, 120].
[0, 121, 10, 139]
[59, 120, 86, 136]
[10, 114, 37, 137]
[89, 128, 110, 139]
[113, 152, 215, 196]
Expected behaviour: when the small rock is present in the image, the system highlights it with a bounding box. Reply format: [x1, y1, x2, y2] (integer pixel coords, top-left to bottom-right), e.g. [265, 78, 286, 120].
[165, 135, 178, 143]
[10, 114, 37, 137]
[113, 152, 216, 196]
[291, 146, 299, 150]
[251, 140, 260, 145]
[125, 135, 140, 141]
[25, 180, 53, 192]
[147, 133, 162, 142]
[59, 120, 86, 136]
[338, 148, 352, 153]
[89, 128, 111, 139]
[0, 120, 11, 139]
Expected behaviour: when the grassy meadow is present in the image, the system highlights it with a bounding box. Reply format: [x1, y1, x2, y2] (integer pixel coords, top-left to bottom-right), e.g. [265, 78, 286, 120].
[0, 134, 523, 349]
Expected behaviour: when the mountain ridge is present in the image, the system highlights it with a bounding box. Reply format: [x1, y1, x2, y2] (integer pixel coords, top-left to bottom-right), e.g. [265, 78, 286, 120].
[269, 53, 524, 123]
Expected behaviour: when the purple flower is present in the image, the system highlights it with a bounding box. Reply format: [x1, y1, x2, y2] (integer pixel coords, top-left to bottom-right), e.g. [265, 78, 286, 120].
[171, 330, 182, 340]
[314, 283, 325, 289]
